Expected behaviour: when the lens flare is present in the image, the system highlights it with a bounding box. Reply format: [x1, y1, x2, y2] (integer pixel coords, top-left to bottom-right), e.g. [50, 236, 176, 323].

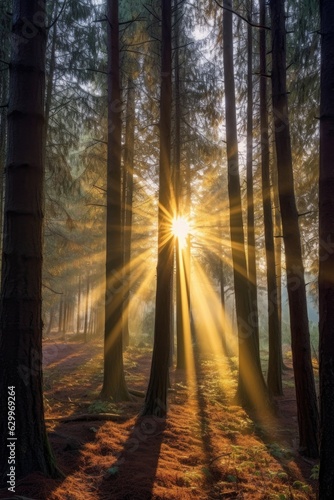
[172, 217, 190, 248]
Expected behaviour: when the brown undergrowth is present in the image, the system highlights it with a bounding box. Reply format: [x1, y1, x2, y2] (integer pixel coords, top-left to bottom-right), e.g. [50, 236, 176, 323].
[0, 339, 318, 499]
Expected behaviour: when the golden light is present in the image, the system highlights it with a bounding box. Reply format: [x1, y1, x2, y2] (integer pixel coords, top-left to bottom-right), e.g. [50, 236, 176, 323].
[172, 217, 190, 248]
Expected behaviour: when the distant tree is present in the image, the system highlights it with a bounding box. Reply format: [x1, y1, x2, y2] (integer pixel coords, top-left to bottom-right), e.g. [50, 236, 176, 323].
[319, 0, 334, 495]
[122, 77, 136, 347]
[245, 0, 259, 353]
[101, 0, 131, 401]
[269, 0, 318, 457]
[0, 0, 58, 483]
[259, 0, 282, 395]
[222, 0, 269, 411]
[142, 0, 173, 417]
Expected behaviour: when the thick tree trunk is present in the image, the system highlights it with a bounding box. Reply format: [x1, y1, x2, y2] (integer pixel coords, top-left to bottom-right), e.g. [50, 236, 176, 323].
[142, 0, 173, 417]
[101, 0, 130, 401]
[0, 0, 58, 484]
[259, 0, 282, 396]
[270, 0, 318, 457]
[223, 0, 269, 412]
[0, 1, 10, 262]
[246, 0, 259, 353]
[122, 78, 135, 348]
[319, 0, 334, 495]
[174, 0, 186, 370]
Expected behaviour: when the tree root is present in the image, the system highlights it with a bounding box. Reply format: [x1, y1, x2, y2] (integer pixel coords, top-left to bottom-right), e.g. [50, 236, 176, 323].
[45, 413, 127, 423]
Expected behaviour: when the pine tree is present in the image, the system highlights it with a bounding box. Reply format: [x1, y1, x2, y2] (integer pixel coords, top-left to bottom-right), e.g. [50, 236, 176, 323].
[319, 0, 334, 494]
[0, 0, 59, 483]
[101, 0, 131, 401]
[222, 0, 269, 412]
[270, 0, 318, 457]
[142, 0, 173, 417]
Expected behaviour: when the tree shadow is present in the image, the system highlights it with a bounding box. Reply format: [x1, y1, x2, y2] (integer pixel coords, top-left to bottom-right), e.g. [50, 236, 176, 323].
[97, 414, 166, 500]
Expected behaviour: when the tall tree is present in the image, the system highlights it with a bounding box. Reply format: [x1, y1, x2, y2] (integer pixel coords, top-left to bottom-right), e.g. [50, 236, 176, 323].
[245, 0, 259, 353]
[259, 0, 282, 395]
[222, 0, 269, 411]
[319, 0, 334, 495]
[0, 2, 10, 260]
[101, 0, 131, 401]
[174, 0, 187, 370]
[122, 77, 136, 347]
[0, 0, 58, 483]
[269, 0, 318, 457]
[142, 0, 173, 417]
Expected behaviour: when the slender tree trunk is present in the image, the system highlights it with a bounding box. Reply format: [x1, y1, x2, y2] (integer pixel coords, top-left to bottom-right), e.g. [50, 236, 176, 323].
[223, 0, 269, 412]
[142, 0, 173, 417]
[246, 0, 259, 353]
[77, 275, 81, 334]
[259, 0, 282, 396]
[84, 274, 89, 343]
[58, 296, 63, 334]
[101, 0, 130, 401]
[270, 0, 318, 457]
[62, 293, 67, 339]
[45, 307, 55, 336]
[0, 0, 58, 484]
[271, 150, 283, 369]
[122, 78, 135, 348]
[319, 0, 334, 494]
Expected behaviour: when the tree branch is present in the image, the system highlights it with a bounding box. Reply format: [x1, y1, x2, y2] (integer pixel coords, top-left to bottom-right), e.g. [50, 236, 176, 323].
[213, 0, 270, 30]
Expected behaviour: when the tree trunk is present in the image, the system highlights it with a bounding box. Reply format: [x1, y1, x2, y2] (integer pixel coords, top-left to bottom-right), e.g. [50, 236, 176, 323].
[58, 296, 63, 334]
[77, 275, 81, 334]
[270, 0, 318, 457]
[319, 0, 334, 494]
[223, 0, 269, 412]
[84, 274, 89, 343]
[259, 0, 282, 396]
[0, 1, 10, 263]
[142, 0, 173, 417]
[174, 0, 186, 370]
[101, 0, 130, 401]
[122, 77, 135, 348]
[246, 0, 259, 353]
[45, 307, 55, 336]
[0, 0, 58, 484]
[271, 150, 284, 369]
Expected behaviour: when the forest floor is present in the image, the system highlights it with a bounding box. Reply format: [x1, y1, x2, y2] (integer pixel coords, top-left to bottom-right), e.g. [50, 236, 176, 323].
[0, 336, 319, 500]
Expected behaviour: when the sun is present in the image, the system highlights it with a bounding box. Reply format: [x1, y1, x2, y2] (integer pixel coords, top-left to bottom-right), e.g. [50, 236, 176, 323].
[172, 217, 190, 248]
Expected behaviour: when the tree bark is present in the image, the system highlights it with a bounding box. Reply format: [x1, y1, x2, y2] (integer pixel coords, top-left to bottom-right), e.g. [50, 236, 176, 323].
[246, 0, 259, 353]
[270, 0, 318, 457]
[142, 0, 173, 417]
[223, 0, 269, 412]
[174, 0, 187, 370]
[0, 1, 10, 264]
[0, 0, 58, 484]
[122, 77, 135, 348]
[77, 275, 81, 334]
[101, 0, 130, 401]
[319, 0, 334, 494]
[271, 150, 284, 369]
[259, 0, 282, 396]
[84, 274, 89, 343]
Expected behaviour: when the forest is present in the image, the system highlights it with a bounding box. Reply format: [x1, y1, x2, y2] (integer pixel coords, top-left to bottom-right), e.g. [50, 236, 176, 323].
[0, 0, 333, 498]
